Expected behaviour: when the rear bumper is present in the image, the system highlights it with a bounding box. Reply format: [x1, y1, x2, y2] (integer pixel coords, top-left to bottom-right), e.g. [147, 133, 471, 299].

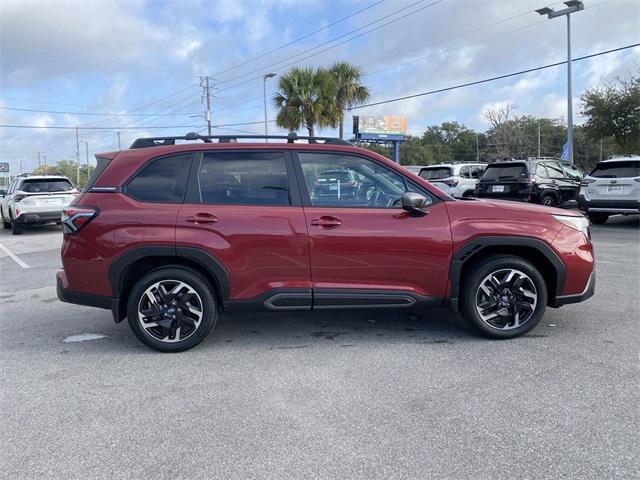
[551, 271, 596, 307]
[578, 197, 640, 214]
[56, 270, 111, 310]
[15, 210, 62, 225]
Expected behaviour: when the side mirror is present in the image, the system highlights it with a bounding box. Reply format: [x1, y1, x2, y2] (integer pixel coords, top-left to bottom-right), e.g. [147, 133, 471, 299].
[401, 192, 429, 217]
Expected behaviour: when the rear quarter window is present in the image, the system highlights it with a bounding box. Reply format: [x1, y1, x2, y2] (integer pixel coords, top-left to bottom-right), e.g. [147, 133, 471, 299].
[126, 153, 192, 203]
[590, 161, 640, 178]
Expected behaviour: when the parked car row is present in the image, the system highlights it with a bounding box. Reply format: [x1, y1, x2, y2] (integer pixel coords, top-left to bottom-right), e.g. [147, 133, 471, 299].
[406, 155, 639, 224]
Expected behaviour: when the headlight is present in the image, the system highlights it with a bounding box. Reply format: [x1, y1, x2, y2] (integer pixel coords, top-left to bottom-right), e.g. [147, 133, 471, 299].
[553, 214, 590, 235]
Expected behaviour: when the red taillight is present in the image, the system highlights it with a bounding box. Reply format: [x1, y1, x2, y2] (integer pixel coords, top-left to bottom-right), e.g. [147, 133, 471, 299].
[443, 178, 459, 187]
[61, 207, 98, 234]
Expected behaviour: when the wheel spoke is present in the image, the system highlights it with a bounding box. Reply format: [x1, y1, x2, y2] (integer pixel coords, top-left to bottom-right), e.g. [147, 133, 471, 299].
[141, 321, 158, 330]
[140, 305, 162, 319]
[520, 288, 536, 300]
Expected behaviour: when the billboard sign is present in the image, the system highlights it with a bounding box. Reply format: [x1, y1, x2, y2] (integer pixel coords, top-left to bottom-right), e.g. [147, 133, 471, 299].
[355, 115, 407, 136]
[0, 162, 9, 173]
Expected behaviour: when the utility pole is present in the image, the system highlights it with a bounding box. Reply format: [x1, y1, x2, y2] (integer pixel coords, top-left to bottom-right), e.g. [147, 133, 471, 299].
[537, 122, 541, 157]
[476, 133, 480, 161]
[75, 127, 80, 185]
[85, 141, 90, 184]
[200, 76, 213, 136]
[116, 131, 121, 150]
[536, 1, 584, 164]
[43, 152, 47, 175]
[263, 73, 277, 136]
[37, 151, 42, 169]
[599, 139, 603, 161]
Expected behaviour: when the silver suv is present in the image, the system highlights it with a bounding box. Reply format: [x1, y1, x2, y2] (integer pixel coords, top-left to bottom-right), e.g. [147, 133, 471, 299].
[579, 156, 640, 224]
[418, 163, 486, 198]
[1, 175, 77, 234]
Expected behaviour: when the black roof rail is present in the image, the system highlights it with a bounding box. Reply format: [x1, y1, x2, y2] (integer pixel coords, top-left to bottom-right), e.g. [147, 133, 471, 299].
[129, 131, 353, 149]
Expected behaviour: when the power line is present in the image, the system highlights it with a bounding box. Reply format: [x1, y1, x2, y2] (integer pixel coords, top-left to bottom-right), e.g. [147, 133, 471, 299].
[0, 106, 201, 116]
[218, 0, 443, 86]
[350, 43, 640, 110]
[0, 124, 207, 130]
[215, 0, 385, 76]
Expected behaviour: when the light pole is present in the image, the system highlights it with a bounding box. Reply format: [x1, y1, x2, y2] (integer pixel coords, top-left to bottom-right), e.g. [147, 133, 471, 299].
[536, 0, 584, 165]
[263, 73, 277, 136]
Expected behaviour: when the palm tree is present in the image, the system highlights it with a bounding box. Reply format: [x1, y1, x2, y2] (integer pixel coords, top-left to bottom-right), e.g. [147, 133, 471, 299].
[273, 67, 338, 137]
[329, 61, 370, 139]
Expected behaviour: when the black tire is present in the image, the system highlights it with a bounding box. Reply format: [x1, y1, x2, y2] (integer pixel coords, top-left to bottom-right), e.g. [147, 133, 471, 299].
[541, 194, 556, 207]
[1, 209, 10, 229]
[462, 190, 475, 198]
[588, 212, 609, 224]
[460, 255, 548, 339]
[10, 214, 23, 235]
[127, 267, 218, 352]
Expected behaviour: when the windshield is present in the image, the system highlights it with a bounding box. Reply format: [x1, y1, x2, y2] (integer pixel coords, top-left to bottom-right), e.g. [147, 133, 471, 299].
[419, 167, 452, 180]
[590, 160, 639, 178]
[481, 163, 528, 181]
[20, 179, 74, 193]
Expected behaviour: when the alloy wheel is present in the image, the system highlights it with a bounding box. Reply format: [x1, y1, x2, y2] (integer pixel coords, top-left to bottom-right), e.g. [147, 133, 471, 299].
[475, 268, 537, 330]
[137, 279, 204, 343]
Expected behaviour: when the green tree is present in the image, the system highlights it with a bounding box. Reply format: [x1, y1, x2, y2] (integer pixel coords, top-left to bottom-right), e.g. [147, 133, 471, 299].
[422, 121, 478, 163]
[273, 67, 338, 137]
[581, 73, 640, 152]
[328, 61, 370, 139]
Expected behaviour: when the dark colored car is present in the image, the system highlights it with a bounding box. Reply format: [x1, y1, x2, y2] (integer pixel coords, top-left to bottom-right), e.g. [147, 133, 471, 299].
[474, 158, 580, 207]
[57, 134, 595, 352]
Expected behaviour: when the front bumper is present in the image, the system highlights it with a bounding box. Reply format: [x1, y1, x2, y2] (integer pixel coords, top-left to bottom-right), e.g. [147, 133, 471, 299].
[552, 271, 596, 307]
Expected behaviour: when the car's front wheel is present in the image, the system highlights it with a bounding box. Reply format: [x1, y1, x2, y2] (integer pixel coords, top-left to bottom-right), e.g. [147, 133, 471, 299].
[460, 255, 548, 339]
[127, 267, 218, 352]
[9, 213, 22, 235]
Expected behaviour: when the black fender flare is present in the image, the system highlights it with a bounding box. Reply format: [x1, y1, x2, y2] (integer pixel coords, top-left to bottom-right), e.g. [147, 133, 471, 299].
[108, 245, 230, 320]
[448, 236, 566, 311]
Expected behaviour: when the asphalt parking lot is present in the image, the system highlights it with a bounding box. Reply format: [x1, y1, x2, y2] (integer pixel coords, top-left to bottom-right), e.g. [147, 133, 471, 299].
[1, 217, 638, 479]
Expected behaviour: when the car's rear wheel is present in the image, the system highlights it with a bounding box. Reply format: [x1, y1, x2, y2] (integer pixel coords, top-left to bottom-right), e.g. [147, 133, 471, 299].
[460, 255, 548, 339]
[127, 267, 218, 352]
[9, 213, 22, 235]
[541, 194, 556, 207]
[1, 208, 10, 229]
[588, 212, 609, 224]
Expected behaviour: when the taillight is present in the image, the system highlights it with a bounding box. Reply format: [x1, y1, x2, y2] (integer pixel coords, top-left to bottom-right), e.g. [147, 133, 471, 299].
[580, 178, 596, 187]
[443, 178, 459, 187]
[13, 192, 28, 202]
[61, 207, 98, 234]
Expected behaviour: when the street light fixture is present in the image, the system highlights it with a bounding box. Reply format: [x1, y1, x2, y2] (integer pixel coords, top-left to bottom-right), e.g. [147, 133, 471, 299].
[263, 73, 277, 136]
[536, 0, 584, 164]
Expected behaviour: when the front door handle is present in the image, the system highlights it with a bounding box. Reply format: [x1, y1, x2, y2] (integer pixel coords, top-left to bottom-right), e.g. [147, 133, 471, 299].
[310, 216, 342, 229]
[186, 213, 218, 225]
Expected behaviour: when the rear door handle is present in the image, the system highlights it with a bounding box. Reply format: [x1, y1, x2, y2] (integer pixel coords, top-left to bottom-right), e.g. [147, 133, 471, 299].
[310, 216, 342, 229]
[186, 213, 218, 225]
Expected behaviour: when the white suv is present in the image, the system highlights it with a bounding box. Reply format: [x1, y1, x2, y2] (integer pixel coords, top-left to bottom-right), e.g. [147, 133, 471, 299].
[418, 163, 486, 198]
[579, 156, 640, 224]
[1, 175, 77, 234]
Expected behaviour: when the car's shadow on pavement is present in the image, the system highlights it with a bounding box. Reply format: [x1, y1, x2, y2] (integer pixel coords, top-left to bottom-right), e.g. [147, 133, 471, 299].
[68, 307, 486, 354]
[592, 215, 639, 230]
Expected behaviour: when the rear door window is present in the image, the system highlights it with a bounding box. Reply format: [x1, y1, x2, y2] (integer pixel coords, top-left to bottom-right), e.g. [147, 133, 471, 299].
[126, 154, 191, 203]
[481, 163, 528, 181]
[20, 179, 74, 192]
[419, 167, 452, 180]
[590, 160, 640, 178]
[197, 151, 290, 206]
[535, 163, 548, 178]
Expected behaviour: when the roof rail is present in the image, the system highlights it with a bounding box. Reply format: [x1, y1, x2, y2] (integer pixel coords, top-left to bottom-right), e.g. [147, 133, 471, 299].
[129, 131, 353, 149]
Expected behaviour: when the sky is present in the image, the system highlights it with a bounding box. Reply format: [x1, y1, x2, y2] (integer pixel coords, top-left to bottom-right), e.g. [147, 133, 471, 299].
[0, 0, 639, 173]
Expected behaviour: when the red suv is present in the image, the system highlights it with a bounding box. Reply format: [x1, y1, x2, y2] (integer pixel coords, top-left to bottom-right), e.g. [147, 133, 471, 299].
[57, 133, 595, 352]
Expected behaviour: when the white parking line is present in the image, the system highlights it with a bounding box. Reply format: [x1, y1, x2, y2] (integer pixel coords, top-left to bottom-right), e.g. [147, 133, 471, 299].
[0, 242, 30, 269]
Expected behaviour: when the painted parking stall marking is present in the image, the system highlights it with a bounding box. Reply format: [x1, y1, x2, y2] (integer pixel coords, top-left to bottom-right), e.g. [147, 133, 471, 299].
[0, 241, 30, 268]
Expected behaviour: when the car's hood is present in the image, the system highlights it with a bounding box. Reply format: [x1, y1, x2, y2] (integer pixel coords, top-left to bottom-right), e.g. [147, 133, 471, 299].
[463, 198, 574, 216]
